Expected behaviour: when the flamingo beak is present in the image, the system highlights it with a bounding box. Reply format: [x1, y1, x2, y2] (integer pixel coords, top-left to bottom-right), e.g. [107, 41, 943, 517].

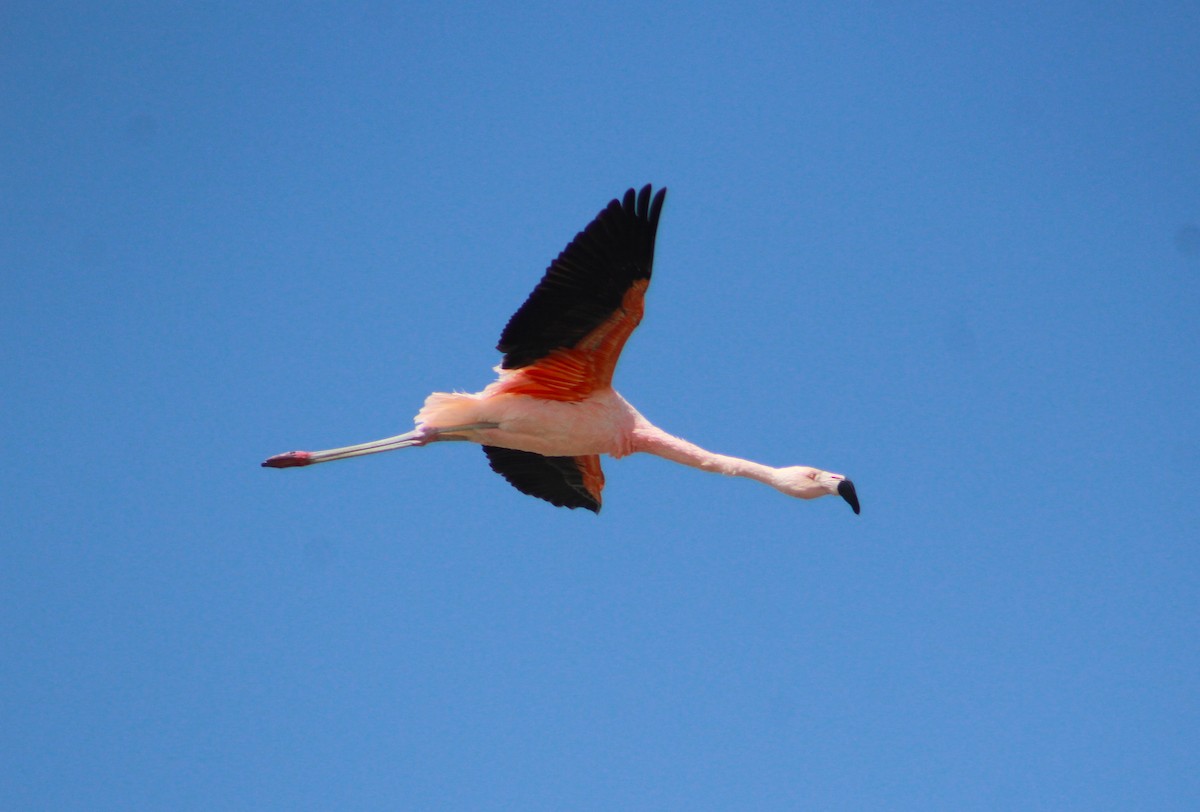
[837, 479, 860, 514]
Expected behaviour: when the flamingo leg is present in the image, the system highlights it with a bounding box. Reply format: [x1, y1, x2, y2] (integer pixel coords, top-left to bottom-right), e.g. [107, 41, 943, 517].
[262, 423, 500, 468]
[422, 423, 501, 442]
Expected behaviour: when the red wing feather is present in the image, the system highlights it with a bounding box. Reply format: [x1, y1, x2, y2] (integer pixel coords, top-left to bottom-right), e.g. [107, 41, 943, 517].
[497, 185, 666, 375]
[492, 280, 648, 402]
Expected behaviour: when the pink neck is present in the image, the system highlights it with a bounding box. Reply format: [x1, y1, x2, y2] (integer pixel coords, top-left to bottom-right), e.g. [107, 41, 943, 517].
[631, 420, 781, 488]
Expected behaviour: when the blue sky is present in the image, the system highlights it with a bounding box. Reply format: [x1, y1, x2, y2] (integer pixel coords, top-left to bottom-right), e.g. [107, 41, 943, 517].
[3, 2, 1198, 809]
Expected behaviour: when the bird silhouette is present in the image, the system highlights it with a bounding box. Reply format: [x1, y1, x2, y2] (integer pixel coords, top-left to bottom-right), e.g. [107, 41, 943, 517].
[264, 185, 859, 515]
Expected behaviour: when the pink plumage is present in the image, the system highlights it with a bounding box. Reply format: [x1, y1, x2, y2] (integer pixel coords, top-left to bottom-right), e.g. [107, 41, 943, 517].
[263, 186, 859, 516]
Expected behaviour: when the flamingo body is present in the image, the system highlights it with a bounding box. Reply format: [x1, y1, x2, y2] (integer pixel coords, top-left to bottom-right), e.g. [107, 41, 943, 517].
[418, 386, 639, 459]
[264, 185, 860, 516]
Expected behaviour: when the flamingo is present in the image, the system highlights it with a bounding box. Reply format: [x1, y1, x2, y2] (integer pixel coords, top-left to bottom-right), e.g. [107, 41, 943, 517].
[263, 185, 860, 515]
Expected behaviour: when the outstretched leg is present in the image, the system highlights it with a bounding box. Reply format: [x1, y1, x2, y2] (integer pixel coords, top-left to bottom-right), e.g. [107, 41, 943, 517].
[262, 423, 499, 468]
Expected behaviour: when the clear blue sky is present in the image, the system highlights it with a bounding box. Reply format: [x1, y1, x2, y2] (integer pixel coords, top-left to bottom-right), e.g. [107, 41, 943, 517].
[3, 2, 1198, 809]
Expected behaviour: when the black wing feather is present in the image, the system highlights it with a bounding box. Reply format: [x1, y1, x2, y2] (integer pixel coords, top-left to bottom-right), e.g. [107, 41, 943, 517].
[482, 446, 600, 513]
[497, 185, 666, 369]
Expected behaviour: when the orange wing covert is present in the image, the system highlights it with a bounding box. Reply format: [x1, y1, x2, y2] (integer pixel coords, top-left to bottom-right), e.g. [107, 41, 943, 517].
[496, 185, 666, 381]
[493, 279, 648, 401]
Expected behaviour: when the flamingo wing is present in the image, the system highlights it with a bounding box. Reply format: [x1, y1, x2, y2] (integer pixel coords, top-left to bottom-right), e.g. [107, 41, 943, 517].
[482, 446, 605, 513]
[496, 185, 667, 395]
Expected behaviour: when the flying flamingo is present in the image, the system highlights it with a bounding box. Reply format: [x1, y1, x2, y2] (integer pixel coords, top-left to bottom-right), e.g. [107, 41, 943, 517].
[263, 185, 860, 515]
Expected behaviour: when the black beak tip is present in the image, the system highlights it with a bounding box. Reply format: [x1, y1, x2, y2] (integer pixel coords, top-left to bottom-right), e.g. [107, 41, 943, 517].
[837, 479, 861, 515]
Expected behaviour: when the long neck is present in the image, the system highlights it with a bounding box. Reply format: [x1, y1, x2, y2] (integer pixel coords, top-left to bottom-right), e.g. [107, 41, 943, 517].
[631, 419, 783, 489]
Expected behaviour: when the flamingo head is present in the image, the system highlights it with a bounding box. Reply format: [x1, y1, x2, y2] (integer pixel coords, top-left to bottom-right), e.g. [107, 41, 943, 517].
[776, 467, 860, 514]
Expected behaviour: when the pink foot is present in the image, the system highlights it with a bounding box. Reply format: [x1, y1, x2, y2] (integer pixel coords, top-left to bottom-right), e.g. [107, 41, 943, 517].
[262, 451, 313, 468]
